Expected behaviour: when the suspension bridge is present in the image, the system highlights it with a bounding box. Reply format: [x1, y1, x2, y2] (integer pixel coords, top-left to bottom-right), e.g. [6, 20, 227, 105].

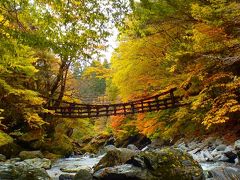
[46, 87, 186, 118]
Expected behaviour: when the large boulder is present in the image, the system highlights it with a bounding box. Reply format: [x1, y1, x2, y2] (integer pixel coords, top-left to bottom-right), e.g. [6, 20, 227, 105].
[94, 148, 136, 172]
[45, 135, 73, 156]
[17, 129, 45, 150]
[0, 161, 50, 180]
[43, 151, 62, 161]
[19, 150, 44, 160]
[0, 131, 21, 158]
[58, 174, 75, 180]
[82, 134, 111, 154]
[74, 169, 93, 180]
[23, 158, 51, 169]
[0, 154, 6, 161]
[94, 148, 204, 180]
[206, 166, 240, 179]
[127, 144, 139, 151]
[60, 165, 91, 173]
[115, 134, 151, 149]
[234, 139, 240, 150]
[94, 164, 152, 180]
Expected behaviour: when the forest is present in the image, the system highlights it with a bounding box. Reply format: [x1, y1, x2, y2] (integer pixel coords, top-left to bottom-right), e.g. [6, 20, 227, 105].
[0, 0, 240, 179]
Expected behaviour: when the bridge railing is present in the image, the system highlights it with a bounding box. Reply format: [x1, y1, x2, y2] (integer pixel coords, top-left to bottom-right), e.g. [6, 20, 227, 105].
[47, 87, 184, 118]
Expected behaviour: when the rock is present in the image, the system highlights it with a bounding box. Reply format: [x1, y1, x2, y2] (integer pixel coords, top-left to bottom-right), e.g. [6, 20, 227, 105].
[94, 148, 204, 180]
[237, 151, 240, 161]
[202, 150, 213, 161]
[234, 139, 240, 150]
[219, 154, 229, 162]
[19, 150, 44, 160]
[82, 134, 111, 154]
[0, 131, 13, 147]
[173, 138, 184, 146]
[187, 141, 199, 150]
[6, 157, 21, 163]
[199, 137, 216, 149]
[177, 142, 189, 152]
[104, 136, 115, 146]
[43, 151, 62, 161]
[23, 158, 51, 169]
[0, 131, 21, 158]
[211, 149, 222, 157]
[103, 145, 117, 152]
[127, 144, 139, 151]
[149, 138, 165, 148]
[207, 166, 240, 179]
[214, 139, 223, 146]
[83, 152, 97, 158]
[94, 148, 136, 172]
[74, 169, 93, 180]
[0, 161, 50, 179]
[60, 165, 91, 173]
[18, 129, 44, 143]
[46, 134, 73, 156]
[59, 174, 75, 180]
[224, 151, 237, 163]
[193, 152, 206, 162]
[224, 145, 234, 153]
[116, 134, 151, 149]
[93, 164, 151, 180]
[141, 146, 150, 151]
[216, 144, 227, 151]
[0, 154, 6, 161]
[189, 148, 201, 155]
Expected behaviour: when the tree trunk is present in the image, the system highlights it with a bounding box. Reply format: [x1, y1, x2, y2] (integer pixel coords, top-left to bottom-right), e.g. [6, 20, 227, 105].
[55, 62, 71, 106]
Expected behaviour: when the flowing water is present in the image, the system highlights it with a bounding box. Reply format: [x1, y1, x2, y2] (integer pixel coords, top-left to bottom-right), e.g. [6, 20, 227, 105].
[201, 162, 240, 180]
[47, 154, 104, 180]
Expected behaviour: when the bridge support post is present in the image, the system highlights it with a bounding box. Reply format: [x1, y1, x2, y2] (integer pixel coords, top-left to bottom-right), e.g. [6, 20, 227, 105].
[155, 96, 160, 110]
[170, 89, 175, 107]
[131, 103, 135, 114]
[113, 105, 117, 116]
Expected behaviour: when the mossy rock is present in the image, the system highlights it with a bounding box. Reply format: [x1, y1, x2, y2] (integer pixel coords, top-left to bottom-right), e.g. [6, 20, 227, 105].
[18, 129, 44, 143]
[94, 148, 204, 180]
[131, 148, 204, 180]
[74, 169, 93, 180]
[0, 131, 13, 147]
[45, 134, 73, 156]
[0, 131, 21, 158]
[94, 148, 136, 172]
[43, 151, 62, 162]
[0, 162, 50, 180]
[82, 134, 111, 154]
[19, 150, 43, 160]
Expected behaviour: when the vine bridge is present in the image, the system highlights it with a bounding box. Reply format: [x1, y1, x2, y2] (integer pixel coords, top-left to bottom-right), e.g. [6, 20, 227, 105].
[46, 88, 185, 118]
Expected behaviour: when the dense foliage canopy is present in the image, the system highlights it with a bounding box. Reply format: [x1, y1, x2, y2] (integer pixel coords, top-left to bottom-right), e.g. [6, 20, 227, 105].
[108, 0, 240, 140]
[0, 0, 239, 155]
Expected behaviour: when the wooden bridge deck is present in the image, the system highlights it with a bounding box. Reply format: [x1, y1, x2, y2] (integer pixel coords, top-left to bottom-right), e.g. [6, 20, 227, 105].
[46, 88, 185, 118]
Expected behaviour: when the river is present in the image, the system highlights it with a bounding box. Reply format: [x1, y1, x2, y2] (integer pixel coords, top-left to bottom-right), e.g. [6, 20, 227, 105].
[47, 153, 240, 180]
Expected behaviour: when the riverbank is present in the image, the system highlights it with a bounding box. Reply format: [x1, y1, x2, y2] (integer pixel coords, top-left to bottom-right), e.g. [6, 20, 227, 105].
[0, 135, 239, 179]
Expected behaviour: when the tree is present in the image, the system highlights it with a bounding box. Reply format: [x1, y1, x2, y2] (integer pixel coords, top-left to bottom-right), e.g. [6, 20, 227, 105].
[108, 0, 240, 141]
[0, 0, 129, 104]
